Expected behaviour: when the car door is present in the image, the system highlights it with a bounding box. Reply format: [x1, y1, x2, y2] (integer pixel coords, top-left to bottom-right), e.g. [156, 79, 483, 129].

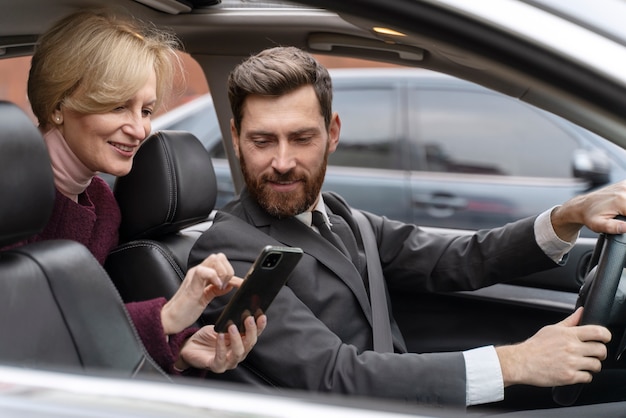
[406, 77, 600, 235]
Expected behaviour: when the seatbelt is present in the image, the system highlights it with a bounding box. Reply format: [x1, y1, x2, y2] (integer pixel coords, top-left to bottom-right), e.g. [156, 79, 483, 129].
[351, 209, 394, 353]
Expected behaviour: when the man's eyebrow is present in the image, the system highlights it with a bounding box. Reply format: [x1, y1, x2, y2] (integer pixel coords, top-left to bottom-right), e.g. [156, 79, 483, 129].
[245, 130, 276, 138]
[245, 127, 320, 139]
[288, 128, 320, 138]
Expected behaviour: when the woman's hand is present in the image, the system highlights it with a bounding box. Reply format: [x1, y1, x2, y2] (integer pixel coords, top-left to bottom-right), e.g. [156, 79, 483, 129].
[161, 253, 241, 335]
[175, 314, 267, 373]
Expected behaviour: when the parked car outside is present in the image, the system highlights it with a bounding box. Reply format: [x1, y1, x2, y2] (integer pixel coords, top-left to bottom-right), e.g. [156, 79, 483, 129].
[152, 68, 626, 236]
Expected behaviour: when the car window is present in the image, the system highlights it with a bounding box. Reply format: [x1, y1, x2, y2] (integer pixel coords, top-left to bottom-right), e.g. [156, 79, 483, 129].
[0, 56, 35, 121]
[407, 88, 581, 177]
[161, 105, 225, 158]
[329, 87, 401, 170]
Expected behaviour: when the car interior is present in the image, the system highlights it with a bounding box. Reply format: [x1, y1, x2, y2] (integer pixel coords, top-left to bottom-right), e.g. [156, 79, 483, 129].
[2, 0, 626, 416]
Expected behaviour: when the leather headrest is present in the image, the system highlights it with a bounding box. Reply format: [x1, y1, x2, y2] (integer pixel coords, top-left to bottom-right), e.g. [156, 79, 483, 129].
[114, 130, 217, 242]
[0, 101, 55, 248]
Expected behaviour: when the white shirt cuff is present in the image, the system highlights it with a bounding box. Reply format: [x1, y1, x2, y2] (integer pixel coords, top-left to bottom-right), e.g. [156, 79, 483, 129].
[463, 346, 504, 406]
[534, 206, 577, 264]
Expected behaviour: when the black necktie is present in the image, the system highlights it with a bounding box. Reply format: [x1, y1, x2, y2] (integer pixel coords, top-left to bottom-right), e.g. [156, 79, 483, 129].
[311, 211, 349, 256]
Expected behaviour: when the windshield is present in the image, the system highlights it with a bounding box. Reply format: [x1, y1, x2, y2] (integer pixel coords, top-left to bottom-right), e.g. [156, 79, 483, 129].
[434, 0, 626, 84]
[527, 0, 626, 45]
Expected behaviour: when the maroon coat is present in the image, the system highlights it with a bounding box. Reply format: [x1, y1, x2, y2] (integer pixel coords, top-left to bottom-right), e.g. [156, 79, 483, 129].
[17, 176, 120, 264]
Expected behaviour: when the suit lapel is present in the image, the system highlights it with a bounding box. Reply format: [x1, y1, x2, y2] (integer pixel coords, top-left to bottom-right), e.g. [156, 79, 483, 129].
[240, 191, 374, 324]
[273, 219, 374, 321]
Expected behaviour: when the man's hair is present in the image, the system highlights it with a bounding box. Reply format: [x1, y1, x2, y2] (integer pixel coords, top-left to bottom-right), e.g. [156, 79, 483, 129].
[227, 46, 333, 134]
[28, 9, 183, 130]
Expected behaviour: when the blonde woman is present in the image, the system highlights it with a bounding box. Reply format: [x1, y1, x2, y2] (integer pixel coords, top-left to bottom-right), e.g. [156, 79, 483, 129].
[6, 9, 266, 376]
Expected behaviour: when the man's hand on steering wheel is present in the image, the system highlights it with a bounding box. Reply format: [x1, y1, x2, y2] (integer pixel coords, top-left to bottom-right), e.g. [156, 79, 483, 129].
[496, 307, 611, 389]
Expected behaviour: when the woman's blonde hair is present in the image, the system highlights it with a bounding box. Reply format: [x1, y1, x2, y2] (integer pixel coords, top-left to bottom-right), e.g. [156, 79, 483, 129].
[28, 9, 183, 129]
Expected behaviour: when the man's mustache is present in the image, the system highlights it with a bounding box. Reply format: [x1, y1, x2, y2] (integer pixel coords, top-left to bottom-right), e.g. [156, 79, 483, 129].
[262, 172, 302, 183]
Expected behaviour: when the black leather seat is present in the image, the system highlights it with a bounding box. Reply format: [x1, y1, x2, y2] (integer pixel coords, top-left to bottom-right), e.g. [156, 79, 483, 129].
[105, 130, 217, 312]
[0, 101, 168, 379]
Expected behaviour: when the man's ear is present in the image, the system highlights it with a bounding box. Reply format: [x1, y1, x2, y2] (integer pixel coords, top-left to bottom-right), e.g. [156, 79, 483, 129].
[230, 119, 240, 158]
[327, 112, 341, 154]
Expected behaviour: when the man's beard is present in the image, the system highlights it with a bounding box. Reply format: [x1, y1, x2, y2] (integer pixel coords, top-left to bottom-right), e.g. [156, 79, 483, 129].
[240, 150, 328, 219]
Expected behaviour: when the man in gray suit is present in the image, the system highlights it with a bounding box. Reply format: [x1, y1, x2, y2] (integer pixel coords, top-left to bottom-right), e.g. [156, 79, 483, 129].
[189, 46, 618, 407]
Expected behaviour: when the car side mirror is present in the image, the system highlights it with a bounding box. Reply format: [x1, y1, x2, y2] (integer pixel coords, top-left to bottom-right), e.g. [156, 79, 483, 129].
[572, 148, 611, 188]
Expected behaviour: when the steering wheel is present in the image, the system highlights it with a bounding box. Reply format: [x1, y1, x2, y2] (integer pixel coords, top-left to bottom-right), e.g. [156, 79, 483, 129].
[552, 219, 626, 406]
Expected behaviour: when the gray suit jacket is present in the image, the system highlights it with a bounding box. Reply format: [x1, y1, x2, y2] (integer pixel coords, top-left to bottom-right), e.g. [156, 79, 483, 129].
[189, 189, 557, 406]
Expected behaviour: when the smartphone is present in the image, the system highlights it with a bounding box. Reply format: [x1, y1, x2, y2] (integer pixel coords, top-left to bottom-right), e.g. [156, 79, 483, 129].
[214, 245, 303, 333]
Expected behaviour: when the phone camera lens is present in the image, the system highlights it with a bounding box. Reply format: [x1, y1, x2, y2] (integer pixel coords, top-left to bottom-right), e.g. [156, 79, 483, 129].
[262, 252, 282, 268]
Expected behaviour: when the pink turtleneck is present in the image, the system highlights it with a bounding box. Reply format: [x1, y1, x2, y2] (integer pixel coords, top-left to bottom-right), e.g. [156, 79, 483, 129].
[43, 128, 95, 201]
